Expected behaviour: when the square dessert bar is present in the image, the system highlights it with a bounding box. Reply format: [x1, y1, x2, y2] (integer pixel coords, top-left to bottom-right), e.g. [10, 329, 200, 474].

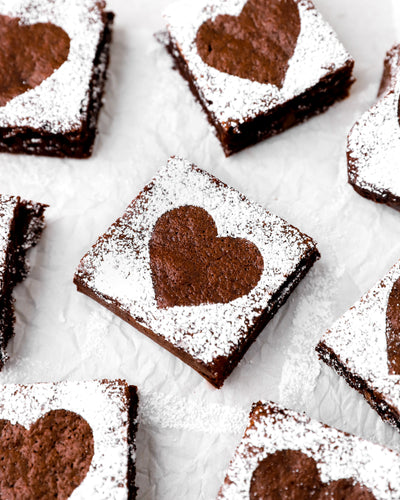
[0, 195, 46, 370]
[162, 0, 354, 156]
[74, 157, 320, 388]
[218, 401, 400, 499]
[347, 44, 400, 211]
[0, 379, 138, 499]
[0, 0, 114, 158]
[317, 258, 400, 432]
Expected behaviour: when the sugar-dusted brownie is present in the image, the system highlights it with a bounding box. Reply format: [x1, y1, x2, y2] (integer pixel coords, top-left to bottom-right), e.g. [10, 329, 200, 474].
[348, 44, 400, 210]
[0, 379, 138, 499]
[316, 258, 400, 432]
[218, 401, 400, 499]
[0, 195, 46, 369]
[0, 0, 114, 158]
[74, 156, 320, 388]
[161, 0, 354, 157]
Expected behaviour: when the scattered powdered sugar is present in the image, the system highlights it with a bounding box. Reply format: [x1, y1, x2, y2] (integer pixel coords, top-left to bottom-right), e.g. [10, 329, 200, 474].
[79, 309, 114, 360]
[0, 0, 106, 133]
[0, 379, 133, 500]
[279, 261, 343, 410]
[138, 389, 248, 434]
[319, 258, 400, 417]
[348, 46, 400, 198]
[75, 157, 318, 366]
[163, 0, 352, 128]
[218, 401, 400, 499]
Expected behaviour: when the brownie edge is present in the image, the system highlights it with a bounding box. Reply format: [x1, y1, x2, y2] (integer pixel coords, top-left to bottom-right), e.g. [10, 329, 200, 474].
[127, 384, 139, 500]
[0, 198, 47, 369]
[316, 341, 400, 431]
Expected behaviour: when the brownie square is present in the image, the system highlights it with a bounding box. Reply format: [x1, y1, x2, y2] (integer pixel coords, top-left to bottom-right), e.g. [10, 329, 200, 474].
[218, 401, 399, 499]
[317, 258, 400, 432]
[348, 44, 400, 211]
[0, 0, 114, 159]
[161, 0, 354, 157]
[74, 157, 319, 388]
[0, 195, 46, 370]
[0, 379, 138, 499]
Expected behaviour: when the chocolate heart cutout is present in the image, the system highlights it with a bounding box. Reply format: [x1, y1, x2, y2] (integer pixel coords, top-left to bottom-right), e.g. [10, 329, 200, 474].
[250, 450, 376, 499]
[386, 276, 400, 375]
[196, 0, 301, 87]
[0, 15, 70, 107]
[149, 205, 264, 308]
[0, 409, 94, 499]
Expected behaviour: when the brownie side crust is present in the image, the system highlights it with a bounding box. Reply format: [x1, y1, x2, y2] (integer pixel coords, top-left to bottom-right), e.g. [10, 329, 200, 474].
[0, 200, 46, 368]
[0, 12, 114, 159]
[316, 341, 400, 431]
[165, 34, 354, 157]
[74, 245, 320, 389]
[127, 385, 139, 500]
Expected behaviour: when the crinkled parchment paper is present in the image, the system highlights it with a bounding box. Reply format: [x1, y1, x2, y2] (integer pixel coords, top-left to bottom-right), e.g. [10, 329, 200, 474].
[0, 0, 398, 498]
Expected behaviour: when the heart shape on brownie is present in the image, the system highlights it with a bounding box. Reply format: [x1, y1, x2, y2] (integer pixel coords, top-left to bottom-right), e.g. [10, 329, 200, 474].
[386, 275, 400, 375]
[0, 15, 70, 107]
[0, 409, 94, 498]
[149, 205, 264, 308]
[250, 449, 376, 499]
[195, 0, 301, 87]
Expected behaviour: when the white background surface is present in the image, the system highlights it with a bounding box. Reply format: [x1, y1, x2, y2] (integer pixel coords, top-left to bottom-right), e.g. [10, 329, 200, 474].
[0, 0, 399, 498]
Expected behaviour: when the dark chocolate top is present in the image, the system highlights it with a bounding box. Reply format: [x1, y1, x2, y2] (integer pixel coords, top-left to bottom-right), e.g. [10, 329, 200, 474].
[0, 15, 70, 107]
[0, 410, 93, 499]
[196, 0, 300, 88]
[149, 205, 263, 308]
[249, 449, 375, 499]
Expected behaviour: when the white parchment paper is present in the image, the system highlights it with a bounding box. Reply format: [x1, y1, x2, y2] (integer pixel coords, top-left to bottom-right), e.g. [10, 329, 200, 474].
[0, 0, 398, 498]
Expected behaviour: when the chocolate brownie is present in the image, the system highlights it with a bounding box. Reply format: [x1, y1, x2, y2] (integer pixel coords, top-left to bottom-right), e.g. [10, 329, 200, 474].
[218, 401, 400, 499]
[0, 0, 114, 158]
[74, 156, 320, 388]
[348, 45, 400, 210]
[160, 0, 355, 157]
[316, 258, 400, 432]
[0, 195, 46, 370]
[0, 379, 138, 499]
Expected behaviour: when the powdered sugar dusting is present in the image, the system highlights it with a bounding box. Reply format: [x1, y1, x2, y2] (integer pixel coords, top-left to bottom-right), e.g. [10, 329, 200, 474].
[348, 46, 400, 198]
[0, 380, 133, 500]
[75, 157, 318, 366]
[0, 0, 106, 133]
[319, 259, 400, 417]
[218, 401, 400, 499]
[163, 0, 353, 128]
[139, 390, 248, 434]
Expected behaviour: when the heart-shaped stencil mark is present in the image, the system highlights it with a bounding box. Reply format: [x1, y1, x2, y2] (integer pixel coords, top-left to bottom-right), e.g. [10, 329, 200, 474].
[250, 450, 376, 499]
[0, 15, 70, 107]
[196, 0, 301, 87]
[149, 205, 264, 308]
[0, 409, 94, 499]
[386, 275, 400, 375]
